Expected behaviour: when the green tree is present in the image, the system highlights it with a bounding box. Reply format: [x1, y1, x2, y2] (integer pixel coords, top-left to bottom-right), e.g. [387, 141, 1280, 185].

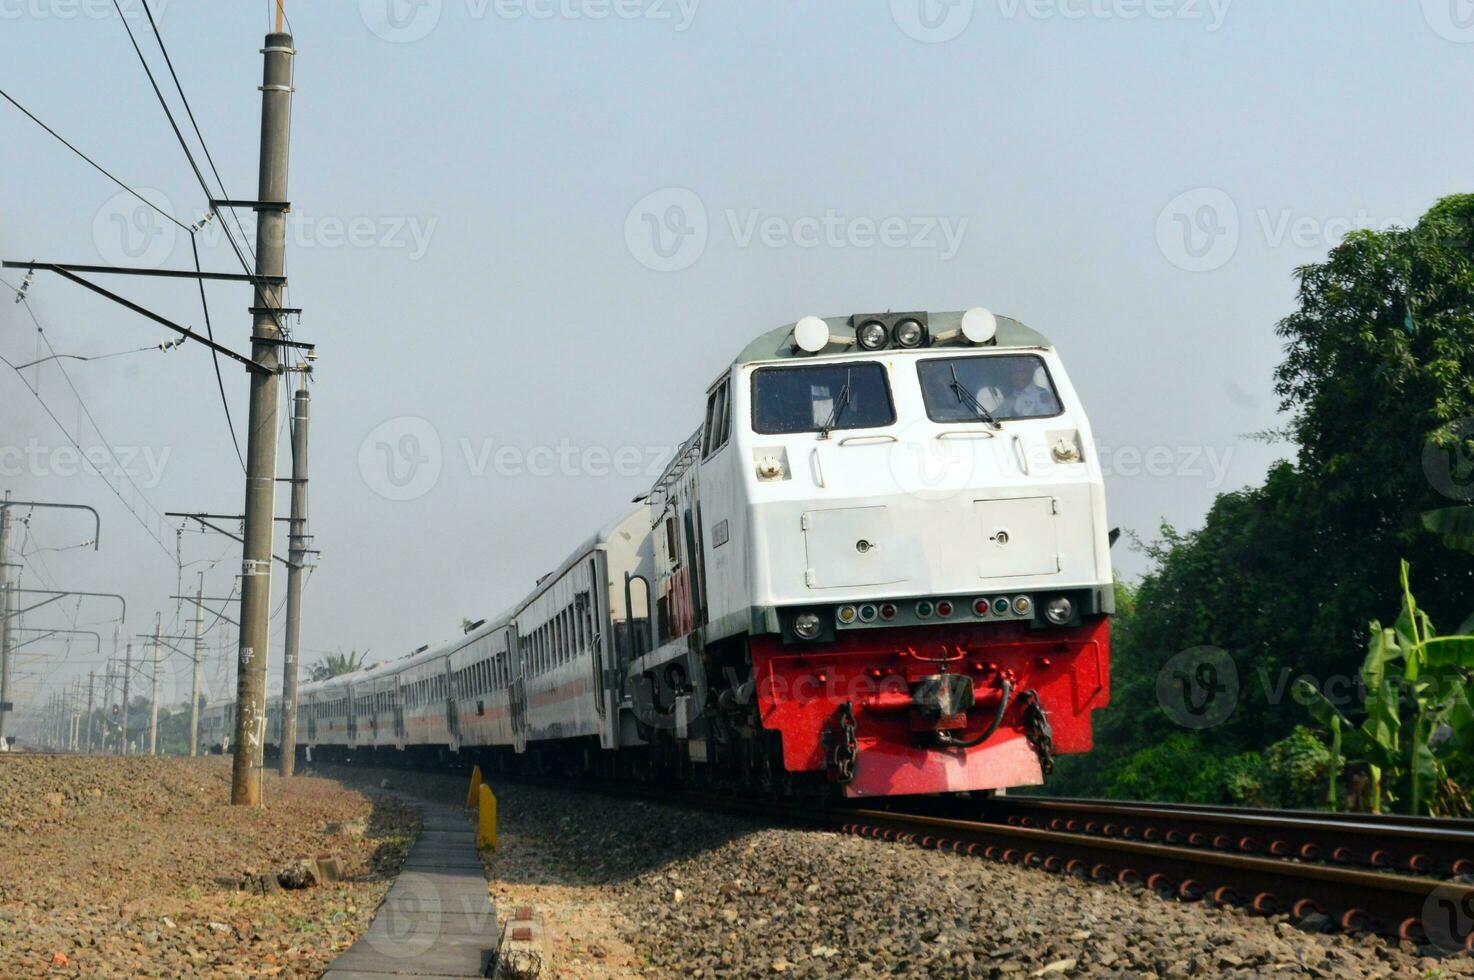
[308, 649, 368, 682]
[1053, 195, 1474, 801]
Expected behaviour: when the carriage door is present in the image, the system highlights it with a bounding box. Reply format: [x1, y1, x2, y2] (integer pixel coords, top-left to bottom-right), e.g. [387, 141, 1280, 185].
[509, 628, 528, 753]
[346, 685, 357, 741]
[444, 661, 460, 751]
[393, 676, 406, 744]
[585, 560, 606, 720]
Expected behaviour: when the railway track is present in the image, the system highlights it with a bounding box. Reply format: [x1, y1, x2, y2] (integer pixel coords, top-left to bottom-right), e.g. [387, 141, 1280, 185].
[890, 794, 1474, 878]
[829, 803, 1474, 953]
[515, 776, 1474, 953]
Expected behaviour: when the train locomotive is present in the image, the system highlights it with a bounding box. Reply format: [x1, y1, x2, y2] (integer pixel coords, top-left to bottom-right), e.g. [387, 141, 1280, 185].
[205, 308, 1113, 798]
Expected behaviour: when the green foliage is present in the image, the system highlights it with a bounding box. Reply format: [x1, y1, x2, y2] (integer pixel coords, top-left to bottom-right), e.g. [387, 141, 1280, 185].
[1425, 506, 1474, 555]
[1098, 734, 1228, 803]
[1296, 562, 1474, 816]
[1067, 729, 1328, 808]
[1052, 194, 1474, 805]
[308, 649, 367, 682]
[1259, 727, 1332, 810]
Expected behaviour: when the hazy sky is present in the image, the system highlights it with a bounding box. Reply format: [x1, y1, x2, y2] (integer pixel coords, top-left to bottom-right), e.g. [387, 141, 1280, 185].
[1, 1, 1470, 732]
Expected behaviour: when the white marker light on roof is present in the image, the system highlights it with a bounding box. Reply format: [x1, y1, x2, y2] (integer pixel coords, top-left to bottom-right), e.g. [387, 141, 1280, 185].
[961, 307, 998, 345]
[794, 315, 830, 353]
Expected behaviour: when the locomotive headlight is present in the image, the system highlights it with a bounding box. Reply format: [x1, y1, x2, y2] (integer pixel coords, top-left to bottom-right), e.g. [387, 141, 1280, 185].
[794, 612, 822, 640]
[857, 319, 888, 350]
[794, 315, 831, 353]
[961, 307, 998, 345]
[894, 318, 925, 348]
[1045, 597, 1074, 626]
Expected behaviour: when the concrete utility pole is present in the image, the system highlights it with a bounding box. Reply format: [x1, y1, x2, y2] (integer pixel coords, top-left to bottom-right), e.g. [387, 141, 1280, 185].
[101, 664, 114, 753]
[232, 25, 295, 806]
[0, 497, 13, 746]
[120, 642, 132, 756]
[84, 671, 95, 754]
[69, 681, 80, 751]
[280, 387, 310, 777]
[148, 616, 161, 755]
[190, 580, 204, 757]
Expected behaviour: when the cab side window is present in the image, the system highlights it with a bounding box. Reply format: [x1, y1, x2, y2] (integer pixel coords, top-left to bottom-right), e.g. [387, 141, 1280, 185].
[702, 378, 730, 459]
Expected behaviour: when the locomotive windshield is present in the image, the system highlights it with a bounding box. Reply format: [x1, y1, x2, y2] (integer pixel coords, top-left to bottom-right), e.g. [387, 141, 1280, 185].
[917, 354, 1062, 423]
[752, 362, 895, 435]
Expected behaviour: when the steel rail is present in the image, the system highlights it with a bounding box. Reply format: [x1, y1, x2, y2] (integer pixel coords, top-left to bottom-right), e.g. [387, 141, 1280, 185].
[920, 796, 1474, 878]
[478, 773, 1474, 952]
[828, 807, 1474, 952]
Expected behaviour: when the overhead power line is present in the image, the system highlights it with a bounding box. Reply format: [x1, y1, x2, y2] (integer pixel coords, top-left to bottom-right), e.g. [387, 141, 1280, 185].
[136, 0, 258, 273]
[0, 86, 187, 232]
[111, 0, 291, 339]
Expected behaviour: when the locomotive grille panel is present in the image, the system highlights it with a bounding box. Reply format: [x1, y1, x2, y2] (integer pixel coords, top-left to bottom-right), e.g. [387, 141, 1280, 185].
[974, 496, 1061, 578]
[801, 506, 908, 589]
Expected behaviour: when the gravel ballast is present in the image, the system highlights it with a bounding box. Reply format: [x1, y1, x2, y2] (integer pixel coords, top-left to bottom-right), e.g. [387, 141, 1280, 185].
[324, 765, 1474, 979]
[0, 755, 417, 978]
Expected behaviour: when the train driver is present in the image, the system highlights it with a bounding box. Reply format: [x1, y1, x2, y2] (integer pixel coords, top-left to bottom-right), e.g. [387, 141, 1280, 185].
[1001, 358, 1060, 418]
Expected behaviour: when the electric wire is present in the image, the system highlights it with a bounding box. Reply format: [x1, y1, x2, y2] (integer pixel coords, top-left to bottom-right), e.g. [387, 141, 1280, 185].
[113, 0, 292, 337]
[189, 234, 247, 472]
[0, 347, 175, 561]
[0, 86, 189, 233]
[136, 0, 258, 273]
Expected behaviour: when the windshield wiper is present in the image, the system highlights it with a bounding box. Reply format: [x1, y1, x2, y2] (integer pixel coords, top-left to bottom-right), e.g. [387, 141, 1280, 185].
[949, 365, 1002, 429]
[818, 371, 853, 440]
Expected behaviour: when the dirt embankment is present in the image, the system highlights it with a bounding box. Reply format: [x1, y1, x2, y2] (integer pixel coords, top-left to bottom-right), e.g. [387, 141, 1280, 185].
[0, 755, 417, 978]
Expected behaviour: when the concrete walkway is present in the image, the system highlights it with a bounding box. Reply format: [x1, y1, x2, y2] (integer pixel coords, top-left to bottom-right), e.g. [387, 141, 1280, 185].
[322, 796, 497, 979]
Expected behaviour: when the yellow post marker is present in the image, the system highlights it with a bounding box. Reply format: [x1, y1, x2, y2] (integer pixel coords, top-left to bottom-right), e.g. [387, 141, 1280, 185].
[477, 783, 498, 852]
[466, 764, 482, 808]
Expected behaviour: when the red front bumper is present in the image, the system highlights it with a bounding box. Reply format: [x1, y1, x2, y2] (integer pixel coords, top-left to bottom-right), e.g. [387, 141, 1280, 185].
[749, 617, 1110, 797]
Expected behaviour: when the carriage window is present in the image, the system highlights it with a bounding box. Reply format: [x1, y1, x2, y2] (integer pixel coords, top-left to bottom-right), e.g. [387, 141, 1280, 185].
[916, 354, 1062, 423]
[751, 362, 894, 434]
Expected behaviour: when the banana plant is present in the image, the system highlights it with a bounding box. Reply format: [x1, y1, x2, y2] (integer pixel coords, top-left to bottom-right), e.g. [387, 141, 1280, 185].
[1424, 506, 1474, 556]
[1295, 562, 1474, 815]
